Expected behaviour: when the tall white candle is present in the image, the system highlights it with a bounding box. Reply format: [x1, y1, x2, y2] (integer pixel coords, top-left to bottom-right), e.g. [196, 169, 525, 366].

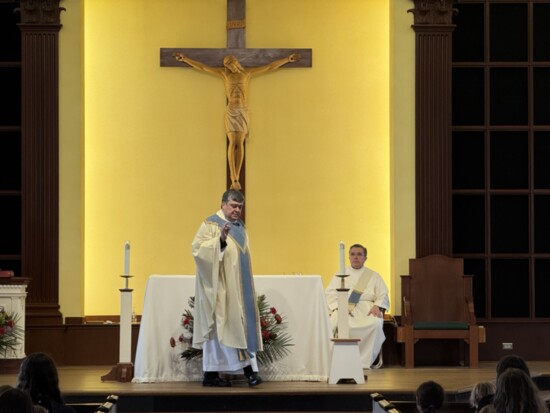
[339, 241, 345, 274]
[124, 241, 130, 275]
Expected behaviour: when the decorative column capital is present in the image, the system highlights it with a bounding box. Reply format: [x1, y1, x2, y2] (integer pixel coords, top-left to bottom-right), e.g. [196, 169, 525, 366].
[16, 0, 65, 25]
[408, 0, 457, 25]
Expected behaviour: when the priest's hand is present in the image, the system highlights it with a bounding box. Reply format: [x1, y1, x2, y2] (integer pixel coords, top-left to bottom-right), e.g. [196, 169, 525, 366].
[368, 305, 383, 318]
[220, 223, 231, 242]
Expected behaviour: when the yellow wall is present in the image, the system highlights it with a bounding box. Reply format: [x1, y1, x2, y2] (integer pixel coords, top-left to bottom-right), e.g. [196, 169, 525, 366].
[390, 0, 416, 314]
[56, 0, 415, 317]
[59, 0, 84, 316]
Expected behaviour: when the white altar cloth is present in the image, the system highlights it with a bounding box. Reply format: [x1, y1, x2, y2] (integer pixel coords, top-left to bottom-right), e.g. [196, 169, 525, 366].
[133, 275, 333, 382]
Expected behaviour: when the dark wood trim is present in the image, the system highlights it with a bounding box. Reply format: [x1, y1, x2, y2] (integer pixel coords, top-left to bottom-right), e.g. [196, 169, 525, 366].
[410, 0, 457, 257]
[0, 277, 30, 285]
[32, 318, 548, 367]
[18, 0, 64, 324]
[23, 322, 401, 367]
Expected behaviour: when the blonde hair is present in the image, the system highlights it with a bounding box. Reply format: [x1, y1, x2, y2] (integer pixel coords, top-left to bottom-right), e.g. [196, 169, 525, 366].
[469, 381, 496, 408]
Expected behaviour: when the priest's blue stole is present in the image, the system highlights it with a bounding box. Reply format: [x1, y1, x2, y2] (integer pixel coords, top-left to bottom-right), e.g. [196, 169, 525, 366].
[206, 214, 260, 354]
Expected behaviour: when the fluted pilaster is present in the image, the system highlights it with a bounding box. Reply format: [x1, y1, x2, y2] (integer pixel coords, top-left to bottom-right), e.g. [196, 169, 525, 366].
[409, 0, 456, 257]
[18, 0, 64, 324]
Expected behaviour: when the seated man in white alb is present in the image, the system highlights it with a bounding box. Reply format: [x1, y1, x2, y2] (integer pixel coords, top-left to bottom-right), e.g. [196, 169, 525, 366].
[325, 243, 389, 369]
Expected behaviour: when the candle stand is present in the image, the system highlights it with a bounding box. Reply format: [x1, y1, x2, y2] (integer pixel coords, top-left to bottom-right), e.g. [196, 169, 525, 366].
[328, 273, 365, 384]
[101, 274, 134, 382]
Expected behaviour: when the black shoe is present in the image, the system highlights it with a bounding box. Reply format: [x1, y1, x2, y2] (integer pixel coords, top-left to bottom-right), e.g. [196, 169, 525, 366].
[247, 373, 263, 387]
[202, 376, 232, 387]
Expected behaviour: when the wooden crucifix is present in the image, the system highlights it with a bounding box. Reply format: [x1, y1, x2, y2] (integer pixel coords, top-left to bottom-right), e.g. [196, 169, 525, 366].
[161, 0, 312, 194]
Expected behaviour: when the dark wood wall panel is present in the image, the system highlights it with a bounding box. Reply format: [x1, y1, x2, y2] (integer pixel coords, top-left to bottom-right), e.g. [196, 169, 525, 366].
[479, 322, 550, 361]
[25, 324, 141, 366]
[22, 321, 550, 366]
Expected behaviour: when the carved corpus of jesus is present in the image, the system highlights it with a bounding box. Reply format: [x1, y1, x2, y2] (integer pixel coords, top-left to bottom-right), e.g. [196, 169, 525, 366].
[173, 53, 299, 190]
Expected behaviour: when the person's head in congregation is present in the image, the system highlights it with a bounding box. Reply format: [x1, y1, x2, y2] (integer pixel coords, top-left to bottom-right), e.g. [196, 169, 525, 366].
[416, 380, 445, 413]
[495, 354, 530, 378]
[469, 381, 496, 412]
[489, 367, 546, 413]
[0, 385, 35, 413]
[16, 352, 75, 413]
[349, 244, 367, 269]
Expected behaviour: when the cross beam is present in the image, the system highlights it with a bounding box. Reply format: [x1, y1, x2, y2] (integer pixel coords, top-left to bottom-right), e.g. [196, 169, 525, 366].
[161, 48, 312, 69]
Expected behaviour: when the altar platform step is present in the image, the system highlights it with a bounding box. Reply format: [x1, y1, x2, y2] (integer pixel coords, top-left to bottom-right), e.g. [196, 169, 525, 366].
[2, 363, 550, 413]
[64, 379, 374, 412]
[95, 392, 372, 413]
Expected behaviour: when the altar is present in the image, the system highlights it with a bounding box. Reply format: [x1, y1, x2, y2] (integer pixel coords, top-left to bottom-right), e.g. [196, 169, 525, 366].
[133, 275, 333, 382]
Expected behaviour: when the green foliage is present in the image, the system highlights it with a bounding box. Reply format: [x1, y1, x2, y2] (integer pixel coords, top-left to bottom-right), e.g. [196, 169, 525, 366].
[175, 295, 293, 367]
[256, 294, 293, 366]
[0, 307, 23, 356]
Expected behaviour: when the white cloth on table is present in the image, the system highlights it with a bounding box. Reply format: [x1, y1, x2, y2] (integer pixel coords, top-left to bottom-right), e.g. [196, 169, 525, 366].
[325, 266, 390, 368]
[133, 275, 333, 382]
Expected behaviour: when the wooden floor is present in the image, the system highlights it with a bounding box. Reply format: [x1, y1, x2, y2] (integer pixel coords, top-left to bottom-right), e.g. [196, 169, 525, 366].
[2, 361, 550, 412]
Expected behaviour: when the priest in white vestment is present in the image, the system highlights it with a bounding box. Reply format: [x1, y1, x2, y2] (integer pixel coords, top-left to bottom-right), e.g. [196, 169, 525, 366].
[191, 189, 263, 387]
[325, 244, 390, 369]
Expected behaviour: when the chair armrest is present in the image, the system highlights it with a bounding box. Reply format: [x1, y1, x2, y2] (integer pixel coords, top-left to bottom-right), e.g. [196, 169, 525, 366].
[402, 296, 412, 325]
[466, 297, 476, 325]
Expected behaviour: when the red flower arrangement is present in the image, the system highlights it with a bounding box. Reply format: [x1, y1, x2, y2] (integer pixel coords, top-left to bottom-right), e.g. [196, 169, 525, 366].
[170, 295, 293, 366]
[0, 306, 23, 356]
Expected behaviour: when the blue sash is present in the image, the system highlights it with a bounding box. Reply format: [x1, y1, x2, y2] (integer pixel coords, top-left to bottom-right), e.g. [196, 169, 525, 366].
[348, 268, 373, 310]
[206, 214, 260, 354]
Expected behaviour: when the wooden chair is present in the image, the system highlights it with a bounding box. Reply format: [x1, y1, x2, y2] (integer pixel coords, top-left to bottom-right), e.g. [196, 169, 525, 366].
[396, 255, 485, 368]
